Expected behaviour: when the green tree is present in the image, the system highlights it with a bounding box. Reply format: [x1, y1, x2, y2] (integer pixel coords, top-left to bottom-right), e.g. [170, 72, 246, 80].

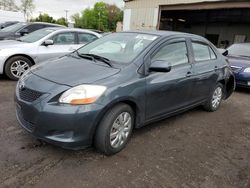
[71, 13, 82, 28]
[34, 13, 55, 23]
[56, 17, 67, 26]
[71, 2, 123, 31]
[20, 0, 35, 21]
[31, 14, 68, 26]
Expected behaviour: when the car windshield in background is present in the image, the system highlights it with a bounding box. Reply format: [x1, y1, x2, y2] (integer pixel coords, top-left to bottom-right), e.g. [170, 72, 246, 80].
[77, 33, 159, 64]
[19, 29, 55, 43]
[227, 44, 250, 58]
[0, 22, 27, 32]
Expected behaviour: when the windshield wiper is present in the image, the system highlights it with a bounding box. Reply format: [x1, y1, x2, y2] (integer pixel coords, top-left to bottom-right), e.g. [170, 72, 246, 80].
[76, 51, 96, 62]
[80, 53, 112, 67]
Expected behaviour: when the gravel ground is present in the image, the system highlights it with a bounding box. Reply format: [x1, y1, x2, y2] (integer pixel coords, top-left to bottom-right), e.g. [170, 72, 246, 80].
[0, 76, 250, 188]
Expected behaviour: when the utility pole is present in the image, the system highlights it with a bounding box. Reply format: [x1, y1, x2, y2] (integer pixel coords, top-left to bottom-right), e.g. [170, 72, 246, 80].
[64, 10, 69, 25]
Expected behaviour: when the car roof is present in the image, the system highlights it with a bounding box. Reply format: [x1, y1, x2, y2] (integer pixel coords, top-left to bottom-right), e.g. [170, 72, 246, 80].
[122, 30, 204, 39]
[41, 27, 102, 36]
[15, 22, 65, 27]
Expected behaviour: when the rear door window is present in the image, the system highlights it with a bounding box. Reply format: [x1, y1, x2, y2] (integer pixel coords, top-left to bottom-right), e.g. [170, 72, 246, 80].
[78, 33, 98, 44]
[192, 42, 217, 61]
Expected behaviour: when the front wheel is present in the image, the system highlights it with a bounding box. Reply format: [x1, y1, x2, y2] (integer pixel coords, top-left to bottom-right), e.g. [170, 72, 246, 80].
[203, 83, 223, 112]
[95, 104, 134, 156]
[5, 56, 32, 81]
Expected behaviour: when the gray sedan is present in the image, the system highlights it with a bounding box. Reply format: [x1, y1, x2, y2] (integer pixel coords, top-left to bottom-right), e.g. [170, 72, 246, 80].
[0, 27, 102, 80]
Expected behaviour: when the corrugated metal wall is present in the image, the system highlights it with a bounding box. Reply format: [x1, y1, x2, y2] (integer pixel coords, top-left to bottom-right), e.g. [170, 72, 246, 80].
[124, 0, 222, 30]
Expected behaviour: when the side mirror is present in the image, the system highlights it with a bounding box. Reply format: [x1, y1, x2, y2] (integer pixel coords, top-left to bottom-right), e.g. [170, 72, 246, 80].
[19, 29, 29, 36]
[43, 39, 54, 46]
[149, 60, 172, 72]
[222, 50, 229, 56]
[218, 48, 228, 56]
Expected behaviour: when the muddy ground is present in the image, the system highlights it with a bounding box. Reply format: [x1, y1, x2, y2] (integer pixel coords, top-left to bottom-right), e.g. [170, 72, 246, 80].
[0, 77, 250, 188]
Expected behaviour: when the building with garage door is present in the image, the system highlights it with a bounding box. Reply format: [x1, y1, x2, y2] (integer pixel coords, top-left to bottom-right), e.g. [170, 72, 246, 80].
[123, 0, 250, 47]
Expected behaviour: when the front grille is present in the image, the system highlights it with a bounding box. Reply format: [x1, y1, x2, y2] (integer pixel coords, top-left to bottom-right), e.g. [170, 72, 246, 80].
[237, 80, 247, 86]
[19, 87, 43, 102]
[231, 66, 242, 74]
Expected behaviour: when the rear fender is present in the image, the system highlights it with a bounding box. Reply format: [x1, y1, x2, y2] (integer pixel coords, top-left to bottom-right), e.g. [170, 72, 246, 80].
[224, 69, 236, 99]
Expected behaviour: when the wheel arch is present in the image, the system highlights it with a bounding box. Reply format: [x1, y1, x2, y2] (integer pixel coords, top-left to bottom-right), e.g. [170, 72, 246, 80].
[4, 54, 35, 74]
[218, 74, 235, 99]
[91, 97, 143, 145]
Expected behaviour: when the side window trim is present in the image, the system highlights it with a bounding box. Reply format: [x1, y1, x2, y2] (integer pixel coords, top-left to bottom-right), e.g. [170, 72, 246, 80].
[150, 38, 190, 68]
[208, 46, 217, 60]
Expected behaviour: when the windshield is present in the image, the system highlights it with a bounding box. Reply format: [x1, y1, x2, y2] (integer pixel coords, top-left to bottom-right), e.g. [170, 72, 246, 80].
[1, 22, 26, 32]
[227, 44, 250, 57]
[19, 28, 55, 43]
[77, 32, 159, 64]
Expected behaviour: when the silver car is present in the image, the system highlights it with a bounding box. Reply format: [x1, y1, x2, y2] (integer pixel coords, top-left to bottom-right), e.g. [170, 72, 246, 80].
[0, 27, 102, 80]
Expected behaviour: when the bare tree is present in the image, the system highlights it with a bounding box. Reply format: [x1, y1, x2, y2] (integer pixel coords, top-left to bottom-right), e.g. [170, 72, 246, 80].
[0, 0, 19, 11]
[20, 0, 35, 21]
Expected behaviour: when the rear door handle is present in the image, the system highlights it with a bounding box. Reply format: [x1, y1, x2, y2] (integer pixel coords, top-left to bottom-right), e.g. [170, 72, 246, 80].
[186, 71, 193, 77]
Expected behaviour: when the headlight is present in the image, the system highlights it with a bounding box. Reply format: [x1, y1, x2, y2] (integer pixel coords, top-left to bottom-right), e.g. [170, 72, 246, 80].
[244, 67, 250, 73]
[59, 85, 107, 105]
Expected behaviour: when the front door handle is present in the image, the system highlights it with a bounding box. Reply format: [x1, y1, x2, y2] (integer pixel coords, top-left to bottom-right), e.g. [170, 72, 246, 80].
[186, 71, 193, 77]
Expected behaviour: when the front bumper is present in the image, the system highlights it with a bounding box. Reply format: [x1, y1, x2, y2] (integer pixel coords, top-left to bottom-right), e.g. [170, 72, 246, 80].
[0, 53, 9, 74]
[15, 73, 105, 149]
[234, 72, 250, 88]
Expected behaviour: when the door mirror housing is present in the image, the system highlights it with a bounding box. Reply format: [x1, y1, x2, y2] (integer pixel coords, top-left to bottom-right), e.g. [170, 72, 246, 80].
[149, 60, 172, 73]
[43, 39, 54, 46]
[222, 50, 228, 56]
[19, 29, 29, 36]
[218, 48, 228, 56]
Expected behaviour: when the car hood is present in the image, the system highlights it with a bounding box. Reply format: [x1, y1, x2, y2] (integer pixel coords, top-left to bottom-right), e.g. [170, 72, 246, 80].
[0, 32, 14, 39]
[0, 40, 30, 48]
[228, 55, 250, 68]
[31, 55, 120, 87]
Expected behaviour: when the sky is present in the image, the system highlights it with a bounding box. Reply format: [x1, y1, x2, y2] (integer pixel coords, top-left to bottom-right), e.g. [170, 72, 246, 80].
[18, 0, 124, 19]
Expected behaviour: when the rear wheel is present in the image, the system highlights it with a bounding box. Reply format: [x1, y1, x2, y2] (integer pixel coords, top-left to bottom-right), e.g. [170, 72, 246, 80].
[203, 83, 223, 112]
[5, 56, 32, 80]
[95, 104, 134, 155]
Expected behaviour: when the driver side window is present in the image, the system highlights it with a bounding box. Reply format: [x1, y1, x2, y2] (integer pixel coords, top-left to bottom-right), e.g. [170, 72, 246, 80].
[152, 41, 189, 66]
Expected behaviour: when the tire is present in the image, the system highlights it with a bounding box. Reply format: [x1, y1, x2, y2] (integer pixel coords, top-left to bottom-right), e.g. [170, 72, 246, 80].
[203, 83, 224, 112]
[4, 56, 33, 81]
[95, 103, 134, 156]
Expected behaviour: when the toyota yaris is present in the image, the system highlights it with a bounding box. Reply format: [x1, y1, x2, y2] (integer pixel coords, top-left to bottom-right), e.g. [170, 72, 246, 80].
[15, 31, 235, 155]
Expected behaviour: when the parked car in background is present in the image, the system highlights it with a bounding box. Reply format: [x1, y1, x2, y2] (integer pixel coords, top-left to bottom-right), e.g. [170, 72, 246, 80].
[0, 22, 65, 41]
[224, 43, 250, 88]
[0, 27, 102, 80]
[0, 21, 19, 29]
[15, 31, 235, 155]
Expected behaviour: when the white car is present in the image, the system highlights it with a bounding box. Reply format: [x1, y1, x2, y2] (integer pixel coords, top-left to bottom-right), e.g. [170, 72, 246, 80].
[0, 27, 102, 80]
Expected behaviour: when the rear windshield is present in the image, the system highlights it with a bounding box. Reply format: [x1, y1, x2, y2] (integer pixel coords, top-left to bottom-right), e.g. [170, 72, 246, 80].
[19, 29, 55, 43]
[0, 22, 27, 32]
